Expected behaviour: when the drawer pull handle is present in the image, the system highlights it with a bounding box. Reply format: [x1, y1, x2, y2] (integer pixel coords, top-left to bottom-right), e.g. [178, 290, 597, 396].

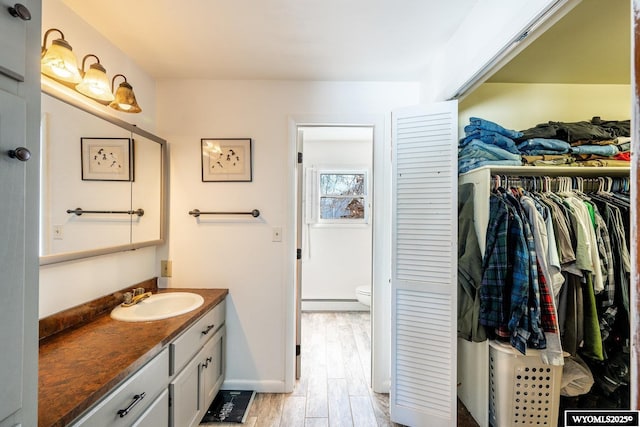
[201, 324, 214, 335]
[8, 147, 31, 162]
[203, 356, 213, 368]
[8, 3, 31, 21]
[117, 392, 146, 418]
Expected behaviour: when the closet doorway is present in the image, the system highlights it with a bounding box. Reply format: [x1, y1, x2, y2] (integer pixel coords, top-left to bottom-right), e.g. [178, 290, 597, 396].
[295, 125, 374, 381]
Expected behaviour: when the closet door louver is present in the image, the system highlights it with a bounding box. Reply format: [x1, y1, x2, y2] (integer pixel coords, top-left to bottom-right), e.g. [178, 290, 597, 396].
[391, 101, 458, 427]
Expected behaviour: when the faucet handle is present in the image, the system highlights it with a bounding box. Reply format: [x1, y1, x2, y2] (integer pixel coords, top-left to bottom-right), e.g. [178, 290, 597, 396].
[131, 287, 145, 296]
[123, 292, 133, 304]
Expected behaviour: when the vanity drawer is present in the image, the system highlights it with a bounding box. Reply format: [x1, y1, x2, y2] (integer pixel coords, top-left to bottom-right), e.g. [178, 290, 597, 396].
[71, 348, 169, 427]
[171, 300, 225, 375]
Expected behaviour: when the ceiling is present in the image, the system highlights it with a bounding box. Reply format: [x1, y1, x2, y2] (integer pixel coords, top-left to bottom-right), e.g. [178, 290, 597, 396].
[62, 0, 630, 84]
[62, 0, 477, 81]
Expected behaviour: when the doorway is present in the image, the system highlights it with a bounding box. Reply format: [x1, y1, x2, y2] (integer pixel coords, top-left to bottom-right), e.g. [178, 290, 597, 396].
[296, 125, 374, 380]
[287, 114, 391, 398]
[298, 126, 373, 312]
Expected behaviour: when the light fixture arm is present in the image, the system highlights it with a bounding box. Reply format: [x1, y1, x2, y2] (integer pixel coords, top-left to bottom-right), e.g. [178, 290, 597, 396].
[111, 73, 127, 92]
[41, 28, 65, 53]
[80, 54, 100, 72]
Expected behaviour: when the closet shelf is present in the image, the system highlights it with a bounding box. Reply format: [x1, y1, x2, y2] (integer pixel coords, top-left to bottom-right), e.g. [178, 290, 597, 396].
[459, 165, 630, 178]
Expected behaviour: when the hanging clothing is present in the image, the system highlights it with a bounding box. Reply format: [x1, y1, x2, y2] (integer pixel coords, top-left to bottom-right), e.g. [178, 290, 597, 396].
[479, 190, 546, 355]
[457, 183, 486, 342]
[477, 174, 630, 370]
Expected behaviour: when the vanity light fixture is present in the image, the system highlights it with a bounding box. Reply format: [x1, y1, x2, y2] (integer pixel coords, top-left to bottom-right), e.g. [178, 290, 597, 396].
[109, 74, 142, 113]
[41, 28, 82, 84]
[75, 54, 114, 102]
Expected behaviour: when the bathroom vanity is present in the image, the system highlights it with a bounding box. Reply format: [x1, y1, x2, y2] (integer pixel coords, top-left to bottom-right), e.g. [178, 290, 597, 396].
[38, 286, 227, 427]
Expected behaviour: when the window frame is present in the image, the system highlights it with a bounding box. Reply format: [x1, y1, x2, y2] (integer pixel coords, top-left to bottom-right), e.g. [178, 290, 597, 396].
[315, 169, 369, 225]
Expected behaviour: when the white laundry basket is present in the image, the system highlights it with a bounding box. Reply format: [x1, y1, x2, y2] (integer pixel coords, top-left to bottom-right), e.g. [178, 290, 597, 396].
[489, 341, 563, 427]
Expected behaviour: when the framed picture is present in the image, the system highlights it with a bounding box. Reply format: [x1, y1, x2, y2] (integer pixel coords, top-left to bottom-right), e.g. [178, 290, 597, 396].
[201, 138, 252, 182]
[81, 137, 133, 181]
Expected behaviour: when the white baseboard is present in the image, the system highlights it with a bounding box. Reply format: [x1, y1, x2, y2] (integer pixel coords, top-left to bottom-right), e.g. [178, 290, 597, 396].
[221, 379, 288, 393]
[301, 299, 370, 312]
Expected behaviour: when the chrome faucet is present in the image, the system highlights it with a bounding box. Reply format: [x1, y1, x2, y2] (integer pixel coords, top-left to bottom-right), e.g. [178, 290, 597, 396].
[121, 288, 152, 307]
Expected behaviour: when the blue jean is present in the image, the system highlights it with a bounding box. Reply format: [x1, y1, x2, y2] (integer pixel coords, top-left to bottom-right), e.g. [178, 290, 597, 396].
[467, 117, 523, 139]
[458, 139, 521, 162]
[460, 130, 519, 154]
[570, 144, 619, 156]
[458, 139, 522, 174]
[517, 138, 570, 154]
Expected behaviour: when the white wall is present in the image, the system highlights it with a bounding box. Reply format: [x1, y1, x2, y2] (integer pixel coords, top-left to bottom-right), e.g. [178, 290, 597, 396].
[459, 83, 631, 131]
[39, 1, 160, 317]
[301, 128, 373, 303]
[156, 80, 420, 391]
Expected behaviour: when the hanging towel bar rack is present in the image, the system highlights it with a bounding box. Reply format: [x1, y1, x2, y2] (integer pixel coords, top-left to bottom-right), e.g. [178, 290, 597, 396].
[188, 209, 260, 218]
[66, 207, 145, 217]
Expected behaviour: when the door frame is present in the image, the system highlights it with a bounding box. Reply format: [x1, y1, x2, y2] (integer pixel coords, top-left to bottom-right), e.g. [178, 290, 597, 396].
[286, 113, 391, 393]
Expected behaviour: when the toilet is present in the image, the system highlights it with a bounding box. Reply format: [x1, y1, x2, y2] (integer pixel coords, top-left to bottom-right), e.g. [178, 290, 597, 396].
[355, 285, 371, 307]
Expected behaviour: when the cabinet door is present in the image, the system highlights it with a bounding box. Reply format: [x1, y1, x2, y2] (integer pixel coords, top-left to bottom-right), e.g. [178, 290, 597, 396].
[0, 90, 26, 423]
[0, 0, 28, 82]
[170, 353, 203, 427]
[201, 327, 225, 409]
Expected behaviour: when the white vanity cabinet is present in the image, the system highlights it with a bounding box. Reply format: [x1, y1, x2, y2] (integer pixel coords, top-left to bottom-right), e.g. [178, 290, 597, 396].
[132, 390, 169, 427]
[64, 297, 227, 427]
[72, 349, 170, 427]
[170, 301, 226, 427]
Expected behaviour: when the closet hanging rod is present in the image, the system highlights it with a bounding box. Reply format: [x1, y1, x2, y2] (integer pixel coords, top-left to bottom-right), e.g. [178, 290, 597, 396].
[66, 207, 145, 217]
[188, 209, 260, 218]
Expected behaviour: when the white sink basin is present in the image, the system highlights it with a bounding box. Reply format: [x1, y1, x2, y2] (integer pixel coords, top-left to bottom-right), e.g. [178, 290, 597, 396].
[110, 292, 204, 322]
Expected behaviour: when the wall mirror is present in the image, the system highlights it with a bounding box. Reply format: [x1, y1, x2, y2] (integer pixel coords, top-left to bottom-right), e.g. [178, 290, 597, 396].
[39, 92, 165, 265]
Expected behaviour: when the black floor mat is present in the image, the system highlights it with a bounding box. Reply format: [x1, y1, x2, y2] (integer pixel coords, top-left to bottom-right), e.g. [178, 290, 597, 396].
[200, 390, 256, 424]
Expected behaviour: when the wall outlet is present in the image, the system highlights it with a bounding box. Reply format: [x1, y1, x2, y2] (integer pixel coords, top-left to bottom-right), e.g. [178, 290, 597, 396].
[53, 225, 63, 240]
[272, 227, 282, 242]
[161, 260, 172, 277]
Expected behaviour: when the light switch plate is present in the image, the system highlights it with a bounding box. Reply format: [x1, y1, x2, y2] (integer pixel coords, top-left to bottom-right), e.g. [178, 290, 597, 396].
[53, 225, 63, 240]
[272, 227, 282, 242]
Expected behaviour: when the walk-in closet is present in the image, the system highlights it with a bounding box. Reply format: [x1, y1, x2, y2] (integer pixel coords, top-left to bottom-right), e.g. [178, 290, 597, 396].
[455, 0, 631, 426]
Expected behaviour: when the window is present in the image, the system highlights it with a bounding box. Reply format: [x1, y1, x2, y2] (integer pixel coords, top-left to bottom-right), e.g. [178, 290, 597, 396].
[317, 171, 368, 223]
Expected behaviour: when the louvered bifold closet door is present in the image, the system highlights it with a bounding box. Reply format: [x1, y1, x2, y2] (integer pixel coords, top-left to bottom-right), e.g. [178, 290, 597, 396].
[390, 101, 458, 427]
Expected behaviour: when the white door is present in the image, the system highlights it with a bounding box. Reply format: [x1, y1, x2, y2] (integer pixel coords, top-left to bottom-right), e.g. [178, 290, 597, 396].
[390, 101, 458, 426]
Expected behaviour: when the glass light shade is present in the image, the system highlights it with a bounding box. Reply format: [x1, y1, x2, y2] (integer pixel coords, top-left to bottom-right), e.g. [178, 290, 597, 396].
[76, 63, 114, 102]
[109, 81, 142, 113]
[41, 39, 81, 84]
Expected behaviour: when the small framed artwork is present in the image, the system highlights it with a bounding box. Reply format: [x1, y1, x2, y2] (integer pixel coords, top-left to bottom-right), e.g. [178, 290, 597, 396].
[81, 137, 133, 181]
[201, 138, 252, 182]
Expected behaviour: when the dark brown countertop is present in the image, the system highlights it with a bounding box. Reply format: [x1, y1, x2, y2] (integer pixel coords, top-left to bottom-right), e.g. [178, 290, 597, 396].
[38, 288, 228, 427]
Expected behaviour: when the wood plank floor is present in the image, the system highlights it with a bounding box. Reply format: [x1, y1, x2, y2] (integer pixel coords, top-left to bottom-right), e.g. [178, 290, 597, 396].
[203, 312, 479, 427]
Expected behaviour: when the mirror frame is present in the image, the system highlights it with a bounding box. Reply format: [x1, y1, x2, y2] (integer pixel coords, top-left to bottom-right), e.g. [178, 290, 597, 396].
[40, 82, 167, 265]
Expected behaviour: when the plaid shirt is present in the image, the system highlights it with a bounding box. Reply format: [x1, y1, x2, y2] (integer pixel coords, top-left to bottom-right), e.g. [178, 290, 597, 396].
[593, 209, 615, 308]
[480, 192, 548, 354]
[504, 193, 545, 353]
[479, 194, 509, 328]
[537, 262, 558, 333]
